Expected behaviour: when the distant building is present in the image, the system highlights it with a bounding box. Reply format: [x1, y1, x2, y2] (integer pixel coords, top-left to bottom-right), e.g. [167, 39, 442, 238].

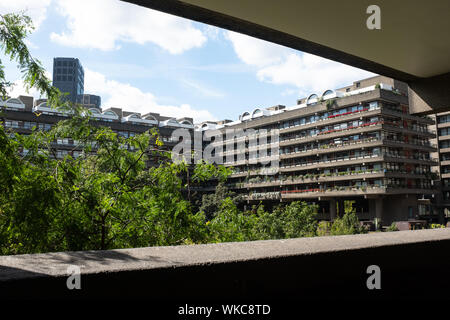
[52, 57, 84, 104]
[77, 94, 101, 108]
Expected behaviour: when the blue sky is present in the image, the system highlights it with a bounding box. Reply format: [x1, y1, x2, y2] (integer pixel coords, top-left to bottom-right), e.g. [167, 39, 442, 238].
[1, 0, 374, 123]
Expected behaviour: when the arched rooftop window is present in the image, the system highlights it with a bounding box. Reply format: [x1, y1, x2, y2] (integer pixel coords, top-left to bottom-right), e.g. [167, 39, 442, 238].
[251, 108, 263, 118]
[306, 94, 319, 105]
[6, 98, 23, 105]
[180, 120, 193, 126]
[89, 108, 101, 114]
[240, 111, 251, 121]
[144, 114, 158, 121]
[322, 89, 335, 98]
[103, 110, 117, 116]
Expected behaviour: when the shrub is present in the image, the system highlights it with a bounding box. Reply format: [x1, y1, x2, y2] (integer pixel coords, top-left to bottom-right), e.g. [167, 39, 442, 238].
[386, 222, 399, 232]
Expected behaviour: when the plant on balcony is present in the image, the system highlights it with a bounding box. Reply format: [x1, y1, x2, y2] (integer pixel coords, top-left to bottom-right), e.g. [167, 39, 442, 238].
[326, 98, 337, 111]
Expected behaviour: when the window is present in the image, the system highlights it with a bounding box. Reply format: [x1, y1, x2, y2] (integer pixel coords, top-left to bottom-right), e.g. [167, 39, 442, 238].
[355, 82, 360, 88]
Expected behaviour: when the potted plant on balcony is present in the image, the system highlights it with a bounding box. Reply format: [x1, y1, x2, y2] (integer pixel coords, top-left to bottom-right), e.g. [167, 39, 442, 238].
[326, 98, 337, 111]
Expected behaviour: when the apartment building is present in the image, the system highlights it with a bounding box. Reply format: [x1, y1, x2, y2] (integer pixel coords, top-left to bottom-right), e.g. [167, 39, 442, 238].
[199, 76, 438, 226]
[429, 112, 450, 222]
[0, 96, 194, 162]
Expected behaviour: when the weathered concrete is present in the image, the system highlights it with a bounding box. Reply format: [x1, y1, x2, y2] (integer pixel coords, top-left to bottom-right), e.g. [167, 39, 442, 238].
[1, 229, 449, 300]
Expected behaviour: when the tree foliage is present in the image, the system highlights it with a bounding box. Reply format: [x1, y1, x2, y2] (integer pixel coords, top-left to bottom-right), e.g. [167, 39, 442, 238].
[0, 12, 60, 103]
[0, 13, 367, 256]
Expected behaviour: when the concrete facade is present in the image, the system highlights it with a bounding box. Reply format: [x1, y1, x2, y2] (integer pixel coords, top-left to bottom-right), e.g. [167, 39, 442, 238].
[199, 76, 438, 227]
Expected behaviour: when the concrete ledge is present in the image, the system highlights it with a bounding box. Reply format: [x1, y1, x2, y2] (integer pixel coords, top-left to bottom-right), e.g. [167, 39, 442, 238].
[1, 229, 450, 300]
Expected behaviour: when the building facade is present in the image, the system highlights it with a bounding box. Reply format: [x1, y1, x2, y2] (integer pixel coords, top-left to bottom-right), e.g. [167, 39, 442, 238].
[77, 94, 101, 108]
[429, 111, 450, 222]
[52, 57, 85, 104]
[0, 96, 194, 164]
[199, 76, 438, 226]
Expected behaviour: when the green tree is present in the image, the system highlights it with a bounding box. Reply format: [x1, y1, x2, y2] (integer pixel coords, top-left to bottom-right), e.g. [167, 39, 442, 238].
[253, 201, 318, 239]
[329, 202, 366, 235]
[198, 182, 239, 221]
[0, 12, 60, 103]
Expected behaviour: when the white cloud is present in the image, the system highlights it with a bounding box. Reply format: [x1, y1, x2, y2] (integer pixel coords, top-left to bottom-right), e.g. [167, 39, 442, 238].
[0, 0, 51, 30]
[51, 0, 207, 54]
[6, 70, 52, 99]
[6, 79, 41, 99]
[225, 31, 288, 68]
[180, 79, 225, 98]
[84, 68, 216, 123]
[226, 31, 375, 97]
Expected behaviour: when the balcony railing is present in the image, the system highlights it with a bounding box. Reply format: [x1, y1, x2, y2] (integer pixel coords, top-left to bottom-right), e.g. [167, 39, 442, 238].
[280, 152, 437, 169]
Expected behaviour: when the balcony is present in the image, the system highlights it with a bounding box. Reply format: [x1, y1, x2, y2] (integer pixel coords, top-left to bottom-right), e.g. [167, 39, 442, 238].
[281, 186, 436, 199]
[280, 154, 384, 172]
[244, 191, 281, 200]
[280, 122, 383, 146]
[279, 107, 376, 134]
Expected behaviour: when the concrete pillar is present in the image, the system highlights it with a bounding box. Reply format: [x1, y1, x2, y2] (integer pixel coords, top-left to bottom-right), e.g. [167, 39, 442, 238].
[375, 198, 383, 222]
[338, 200, 345, 217]
[370, 198, 384, 230]
[329, 199, 336, 220]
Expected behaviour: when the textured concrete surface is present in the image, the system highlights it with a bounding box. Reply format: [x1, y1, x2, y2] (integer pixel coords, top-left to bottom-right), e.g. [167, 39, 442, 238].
[1, 228, 449, 282]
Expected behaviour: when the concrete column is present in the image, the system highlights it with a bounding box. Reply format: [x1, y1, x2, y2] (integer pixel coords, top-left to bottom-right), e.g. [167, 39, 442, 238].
[329, 199, 336, 220]
[338, 200, 345, 217]
[375, 198, 383, 222]
[369, 198, 384, 230]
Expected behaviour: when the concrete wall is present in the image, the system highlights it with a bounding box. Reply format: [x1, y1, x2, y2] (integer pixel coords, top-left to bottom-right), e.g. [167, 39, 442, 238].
[1, 229, 449, 301]
[382, 195, 420, 224]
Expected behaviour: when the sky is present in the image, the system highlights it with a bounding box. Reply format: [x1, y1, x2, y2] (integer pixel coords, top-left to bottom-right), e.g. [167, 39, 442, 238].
[0, 0, 375, 123]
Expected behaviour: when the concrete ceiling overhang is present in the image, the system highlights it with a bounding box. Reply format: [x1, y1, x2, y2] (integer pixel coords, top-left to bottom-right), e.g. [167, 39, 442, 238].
[122, 0, 450, 114]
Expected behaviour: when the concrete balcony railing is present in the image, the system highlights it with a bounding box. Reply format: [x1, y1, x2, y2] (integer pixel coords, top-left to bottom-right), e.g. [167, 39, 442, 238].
[437, 121, 450, 129]
[280, 154, 384, 172]
[281, 138, 436, 161]
[1, 229, 449, 300]
[280, 122, 383, 147]
[279, 107, 377, 134]
[244, 191, 281, 200]
[280, 121, 435, 148]
[280, 153, 437, 173]
[280, 138, 382, 160]
[439, 134, 450, 142]
[281, 186, 436, 199]
[239, 170, 430, 190]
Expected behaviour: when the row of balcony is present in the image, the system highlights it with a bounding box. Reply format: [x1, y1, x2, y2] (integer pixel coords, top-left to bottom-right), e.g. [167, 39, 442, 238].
[280, 121, 435, 147]
[280, 137, 436, 160]
[281, 151, 436, 167]
[217, 137, 436, 164]
[242, 184, 435, 201]
[279, 104, 432, 135]
[237, 170, 431, 189]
